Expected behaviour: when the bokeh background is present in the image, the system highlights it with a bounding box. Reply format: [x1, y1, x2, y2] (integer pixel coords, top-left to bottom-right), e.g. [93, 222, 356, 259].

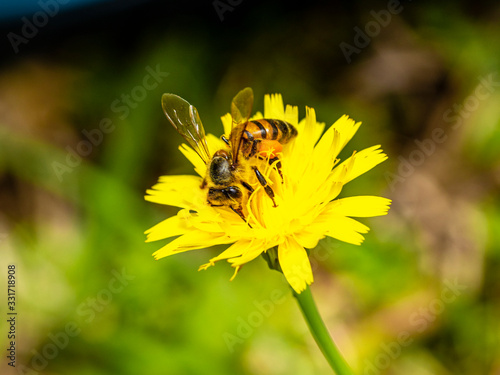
[1, 1, 499, 374]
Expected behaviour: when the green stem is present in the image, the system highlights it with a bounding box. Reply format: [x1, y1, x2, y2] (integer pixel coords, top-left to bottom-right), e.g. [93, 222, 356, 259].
[293, 286, 355, 375]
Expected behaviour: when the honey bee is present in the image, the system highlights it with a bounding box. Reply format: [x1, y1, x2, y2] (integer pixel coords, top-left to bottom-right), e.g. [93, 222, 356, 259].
[161, 87, 297, 225]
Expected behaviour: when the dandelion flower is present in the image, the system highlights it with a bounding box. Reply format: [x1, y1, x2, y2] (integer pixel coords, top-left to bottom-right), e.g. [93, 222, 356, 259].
[145, 91, 391, 293]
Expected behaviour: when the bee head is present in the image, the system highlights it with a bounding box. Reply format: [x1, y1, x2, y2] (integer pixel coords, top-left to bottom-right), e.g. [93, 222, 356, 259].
[207, 186, 242, 206]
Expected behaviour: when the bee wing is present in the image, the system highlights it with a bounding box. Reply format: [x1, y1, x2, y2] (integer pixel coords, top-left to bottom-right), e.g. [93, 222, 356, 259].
[162, 93, 211, 164]
[230, 87, 254, 164]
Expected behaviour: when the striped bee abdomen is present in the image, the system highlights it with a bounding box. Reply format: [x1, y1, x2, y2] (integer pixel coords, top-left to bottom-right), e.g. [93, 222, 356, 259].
[243, 119, 297, 144]
[232, 119, 298, 162]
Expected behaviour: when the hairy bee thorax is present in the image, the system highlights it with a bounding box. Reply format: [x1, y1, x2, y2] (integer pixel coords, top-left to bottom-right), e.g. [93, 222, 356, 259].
[209, 150, 233, 185]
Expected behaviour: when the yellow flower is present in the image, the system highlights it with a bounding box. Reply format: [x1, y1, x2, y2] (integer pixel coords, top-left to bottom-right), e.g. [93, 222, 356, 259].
[145, 92, 391, 293]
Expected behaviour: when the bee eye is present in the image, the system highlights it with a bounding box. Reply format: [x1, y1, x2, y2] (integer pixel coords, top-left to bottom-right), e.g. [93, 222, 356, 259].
[225, 187, 242, 199]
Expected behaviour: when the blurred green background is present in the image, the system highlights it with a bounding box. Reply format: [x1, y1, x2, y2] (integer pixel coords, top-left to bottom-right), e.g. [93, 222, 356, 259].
[1, 1, 499, 374]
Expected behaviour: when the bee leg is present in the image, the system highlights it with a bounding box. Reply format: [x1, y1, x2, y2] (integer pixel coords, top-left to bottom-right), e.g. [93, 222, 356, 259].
[252, 166, 277, 207]
[241, 181, 254, 193]
[231, 206, 252, 228]
[268, 156, 284, 182]
[221, 135, 230, 146]
[201, 178, 207, 188]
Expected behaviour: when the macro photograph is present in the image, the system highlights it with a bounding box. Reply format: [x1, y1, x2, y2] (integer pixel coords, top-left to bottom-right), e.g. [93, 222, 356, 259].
[0, 1, 499, 374]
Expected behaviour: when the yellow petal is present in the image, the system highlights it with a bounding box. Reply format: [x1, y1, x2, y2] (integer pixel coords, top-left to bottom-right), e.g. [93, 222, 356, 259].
[145, 175, 205, 209]
[208, 240, 255, 265]
[278, 237, 313, 293]
[230, 265, 241, 281]
[145, 211, 190, 242]
[313, 115, 360, 169]
[325, 196, 392, 217]
[221, 113, 232, 137]
[325, 217, 369, 245]
[228, 240, 267, 267]
[309, 214, 370, 245]
[306, 116, 361, 188]
[330, 115, 362, 154]
[284, 104, 299, 126]
[206, 133, 226, 154]
[294, 231, 324, 249]
[285, 107, 324, 182]
[311, 127, 340, 178]
[302, 123, 346, 203]
[323, 180, 344, 203]
[153, 230, 233, 260]
[264, 93, 285, 119]
[330, 145, 388, 184]
[299, 107, 323, 152]
[179, 144, 207, 177]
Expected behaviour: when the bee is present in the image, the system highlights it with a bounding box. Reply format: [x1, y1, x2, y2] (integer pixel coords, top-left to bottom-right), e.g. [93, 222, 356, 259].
[161, 87, 297, 225]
